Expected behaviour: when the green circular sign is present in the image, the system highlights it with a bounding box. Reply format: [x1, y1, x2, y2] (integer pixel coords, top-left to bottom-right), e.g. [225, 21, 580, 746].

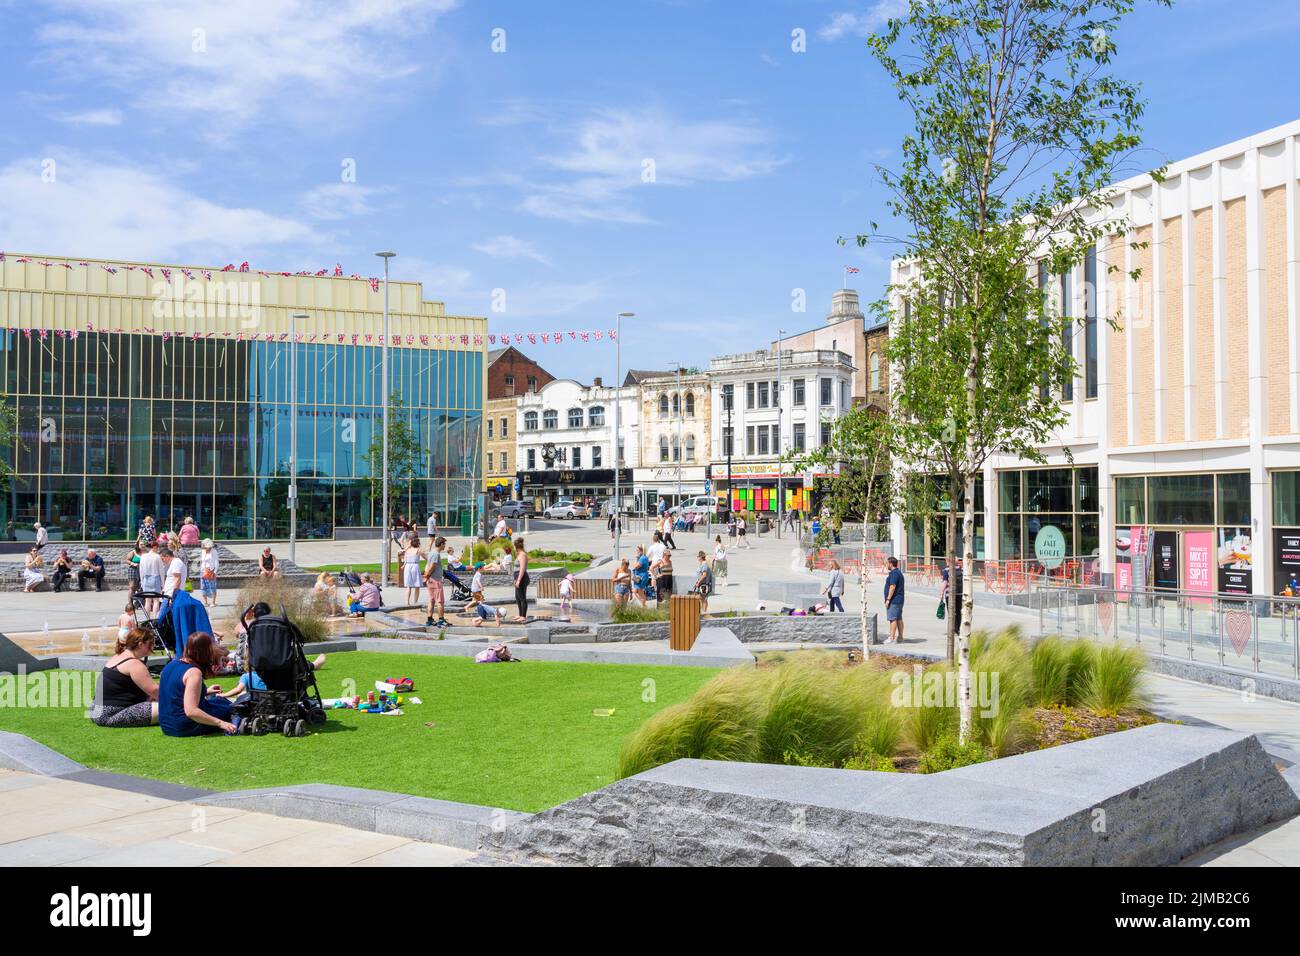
[1035, 525, 1067, 569]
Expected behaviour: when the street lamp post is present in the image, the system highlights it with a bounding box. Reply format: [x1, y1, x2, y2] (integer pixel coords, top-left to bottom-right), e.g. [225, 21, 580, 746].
[290, 312, 308, 564]
[776, 330, 785, 540]
[375, 252, 395, 583]
[675, 363, 683, 509]
[613, 312, 633, 562]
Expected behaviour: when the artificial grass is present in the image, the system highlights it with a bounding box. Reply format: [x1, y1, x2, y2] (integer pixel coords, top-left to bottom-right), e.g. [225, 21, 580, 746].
[0, 652, 718, 813]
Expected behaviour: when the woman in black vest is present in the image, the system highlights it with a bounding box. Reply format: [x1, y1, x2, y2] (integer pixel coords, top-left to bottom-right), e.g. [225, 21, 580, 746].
[89, 629, 159, 728]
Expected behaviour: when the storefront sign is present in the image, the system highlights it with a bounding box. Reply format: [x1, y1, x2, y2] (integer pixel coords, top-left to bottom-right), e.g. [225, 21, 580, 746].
[1273, 530, 1300, 594]
[1153, 531, 1179, 591]
[519, 468, 632, 486]
[1217, 528, 1252, 595]
[1034, 525, 1066, 569]
[1183, 530, 1213, 599]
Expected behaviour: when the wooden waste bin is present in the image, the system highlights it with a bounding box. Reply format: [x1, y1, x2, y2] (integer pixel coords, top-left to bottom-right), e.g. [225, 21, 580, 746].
[669, 594, 702, 651]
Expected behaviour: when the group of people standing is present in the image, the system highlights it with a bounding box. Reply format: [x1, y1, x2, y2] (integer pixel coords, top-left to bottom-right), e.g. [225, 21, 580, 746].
[611, 530, 729, 612]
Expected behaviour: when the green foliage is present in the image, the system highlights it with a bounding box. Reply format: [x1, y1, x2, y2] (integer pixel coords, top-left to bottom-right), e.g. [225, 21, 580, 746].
[234, 576, 329, 644]
[842, 749, 898, 772]
[918, 734, 992, 774]
[608, 603, 669, 624]
[0, 402, 17, 492]
[755, 665, 863, 766]
[1029, 636, 1072, 707]
[1078, 643, 1149, 714]
[364, 394, 425, 510]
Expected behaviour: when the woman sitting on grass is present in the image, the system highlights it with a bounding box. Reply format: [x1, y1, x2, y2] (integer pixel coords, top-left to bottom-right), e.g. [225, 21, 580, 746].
[157, 632, 238, 737]
[89, 628, 159, 728]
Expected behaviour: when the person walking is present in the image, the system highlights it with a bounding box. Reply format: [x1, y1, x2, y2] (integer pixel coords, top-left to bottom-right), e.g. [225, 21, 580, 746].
[712, 535, 728, 586]
[198, 539, 219, 609]
[607, 507, 621, 540]
[656, 496, 667, 518]
[832, 514, 843, 545]
[692, 550, 713, 613]
[512, 537, 530, 622]
[736, 510, 751, 549]
[727, 513, 738, 549]
[160, 547, 187, 604]
[661, 513, 678, 551]
[34, 521, 49, 549]
[883, 556, 905, 644]
[426, 510, 437, 539]
[824, 559, 846, 613]
[124, 542, 143, 600]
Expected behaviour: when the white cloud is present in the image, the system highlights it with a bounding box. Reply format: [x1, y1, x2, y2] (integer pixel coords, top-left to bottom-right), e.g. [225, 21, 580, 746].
[299, 182, 388, 221]
[472, 235, 549, 264]
[36, 0, 458, 134]
[819, 2, 907, 41]
[0, 153, 314, 261]
[55, 108, 122, 126]
[520, 107, 782, 223]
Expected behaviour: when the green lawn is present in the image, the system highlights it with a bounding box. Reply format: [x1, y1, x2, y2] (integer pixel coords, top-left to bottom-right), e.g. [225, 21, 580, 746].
[0, 653, 718, 813]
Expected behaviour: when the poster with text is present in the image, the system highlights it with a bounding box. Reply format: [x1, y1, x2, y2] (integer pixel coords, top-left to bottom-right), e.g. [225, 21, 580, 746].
[1217, 527, 1253, 595]
[1273, 530, 1300, 595]
[1183, 530, 1213, 602]
[1153, 530, 1179, 592]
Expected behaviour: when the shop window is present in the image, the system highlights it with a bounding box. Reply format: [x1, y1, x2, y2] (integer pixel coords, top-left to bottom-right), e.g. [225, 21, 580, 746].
[1148, 474, 1214, 526]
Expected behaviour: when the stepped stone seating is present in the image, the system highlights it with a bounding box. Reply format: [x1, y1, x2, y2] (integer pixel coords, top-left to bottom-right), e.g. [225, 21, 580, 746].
[0, 543, 315, 592]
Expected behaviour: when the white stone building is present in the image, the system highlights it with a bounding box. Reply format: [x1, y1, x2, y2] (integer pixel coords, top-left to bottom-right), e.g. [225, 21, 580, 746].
[707, 348, 855, 515]
[515, 376, 638, 508]
[632, 369, 712, 509]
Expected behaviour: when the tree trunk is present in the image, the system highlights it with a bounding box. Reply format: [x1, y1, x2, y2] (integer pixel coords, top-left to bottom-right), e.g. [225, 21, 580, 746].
[958, 363, 979, 745]
[860, 518, 871, 657]
[945, 473, 959, 662]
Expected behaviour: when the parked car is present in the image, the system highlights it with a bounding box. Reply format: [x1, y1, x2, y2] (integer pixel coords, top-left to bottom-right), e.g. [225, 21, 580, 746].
[496, 501, 532, 519]
[670, 495, 724, 517]
[544, 499, 590, 520]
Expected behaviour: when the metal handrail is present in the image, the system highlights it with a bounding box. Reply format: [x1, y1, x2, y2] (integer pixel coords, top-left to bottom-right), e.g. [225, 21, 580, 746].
[1033, 581, 1300, 681]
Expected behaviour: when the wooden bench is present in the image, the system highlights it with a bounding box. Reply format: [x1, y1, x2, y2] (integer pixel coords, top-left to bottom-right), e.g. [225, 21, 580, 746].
[536, 576, 614, 600]
[669, 594, 702, 651]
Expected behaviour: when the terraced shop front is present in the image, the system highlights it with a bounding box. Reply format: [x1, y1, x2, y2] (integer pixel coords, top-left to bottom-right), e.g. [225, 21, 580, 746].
[0, 256, 486, 542]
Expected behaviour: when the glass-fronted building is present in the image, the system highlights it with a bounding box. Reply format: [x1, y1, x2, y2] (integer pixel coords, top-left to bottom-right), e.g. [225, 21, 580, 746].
[0, 256, 485, 542]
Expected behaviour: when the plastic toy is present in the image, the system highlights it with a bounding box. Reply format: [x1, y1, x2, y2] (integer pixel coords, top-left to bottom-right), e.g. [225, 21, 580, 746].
[383, 676, 415, 692]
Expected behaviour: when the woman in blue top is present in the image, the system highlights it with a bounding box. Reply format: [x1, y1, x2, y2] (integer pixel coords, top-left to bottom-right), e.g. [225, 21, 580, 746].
[631, 545, 652, 607]
[158, 632, 238, 736]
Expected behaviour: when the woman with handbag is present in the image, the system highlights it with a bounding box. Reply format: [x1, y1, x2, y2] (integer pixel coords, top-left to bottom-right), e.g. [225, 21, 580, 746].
[198, 538, 219, 609]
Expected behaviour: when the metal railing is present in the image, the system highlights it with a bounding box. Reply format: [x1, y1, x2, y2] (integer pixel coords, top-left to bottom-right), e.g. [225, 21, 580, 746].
[903, 556, 1102, 592]
[1035, 581, 1300, 681]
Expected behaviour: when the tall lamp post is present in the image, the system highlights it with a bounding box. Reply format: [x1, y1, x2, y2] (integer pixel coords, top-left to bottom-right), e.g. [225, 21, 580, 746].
[289, 312, 308, 564]
[613, 311, 633, 561]
[375, 252, 395, 582]
[675, 363, 683, 508]
[776, 329, 785, 540]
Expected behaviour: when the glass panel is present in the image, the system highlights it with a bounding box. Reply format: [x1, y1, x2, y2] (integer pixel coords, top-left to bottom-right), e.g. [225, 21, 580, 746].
[1274, 471, 1300, 527]
[86, 476, 130, 540]
[42, 476, 84, 540]
[1075, 466, 1099, 513]
[1116, 476, 1145, 525]
[1148, 474, 1214, 525]
[1215, 472, 1251, 526]
[998, 471, 1021, 512]
[1024, 468, 1072, 513]
[998, 514, 1022, 559]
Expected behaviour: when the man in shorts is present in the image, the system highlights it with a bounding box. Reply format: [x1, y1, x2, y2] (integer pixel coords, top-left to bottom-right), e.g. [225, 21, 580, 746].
[425, 537, 449, 628]
[883, 556, 905, 643]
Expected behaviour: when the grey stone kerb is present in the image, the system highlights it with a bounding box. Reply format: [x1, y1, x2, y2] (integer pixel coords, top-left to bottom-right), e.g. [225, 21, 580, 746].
[483, 723, 1300, 866]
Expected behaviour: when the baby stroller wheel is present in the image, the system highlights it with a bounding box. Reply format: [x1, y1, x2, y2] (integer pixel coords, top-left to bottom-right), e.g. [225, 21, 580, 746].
[293, 718, 307, 737]
[250, 717, 266, 736]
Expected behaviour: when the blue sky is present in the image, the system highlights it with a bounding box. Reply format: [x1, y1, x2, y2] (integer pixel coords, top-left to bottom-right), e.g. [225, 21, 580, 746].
[0, 0, 1296, 382]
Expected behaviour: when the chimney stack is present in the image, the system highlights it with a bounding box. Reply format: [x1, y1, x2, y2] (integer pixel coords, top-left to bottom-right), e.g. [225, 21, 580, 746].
[593, 376, 603, 387]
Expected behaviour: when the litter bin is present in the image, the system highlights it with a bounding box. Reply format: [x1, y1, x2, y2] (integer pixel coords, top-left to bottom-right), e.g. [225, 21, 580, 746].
[758, 517, 770, 534]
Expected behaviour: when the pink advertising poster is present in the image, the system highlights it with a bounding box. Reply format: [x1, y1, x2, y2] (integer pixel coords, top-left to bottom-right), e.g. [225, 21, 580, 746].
[1184, 530, 1214, 601]
[1116, 561, 1132, 597]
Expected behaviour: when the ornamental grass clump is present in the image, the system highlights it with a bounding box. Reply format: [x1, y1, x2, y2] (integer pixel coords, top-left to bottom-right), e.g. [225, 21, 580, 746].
[1078, 643, 1149, 714]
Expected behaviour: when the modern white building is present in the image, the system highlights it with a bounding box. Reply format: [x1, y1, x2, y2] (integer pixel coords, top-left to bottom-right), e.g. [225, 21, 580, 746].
[707, 348, 855, 515]
[515, 376, 638, 507]
[889, 117, 1300, 601]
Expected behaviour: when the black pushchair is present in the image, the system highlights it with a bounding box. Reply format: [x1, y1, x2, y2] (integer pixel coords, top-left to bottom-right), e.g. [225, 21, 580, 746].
[232, 605, 326, 737]
[129, 589, 175, 673]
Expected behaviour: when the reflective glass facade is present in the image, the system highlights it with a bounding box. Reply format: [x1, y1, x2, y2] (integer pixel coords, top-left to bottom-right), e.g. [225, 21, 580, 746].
[0, 330, 483, 541]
